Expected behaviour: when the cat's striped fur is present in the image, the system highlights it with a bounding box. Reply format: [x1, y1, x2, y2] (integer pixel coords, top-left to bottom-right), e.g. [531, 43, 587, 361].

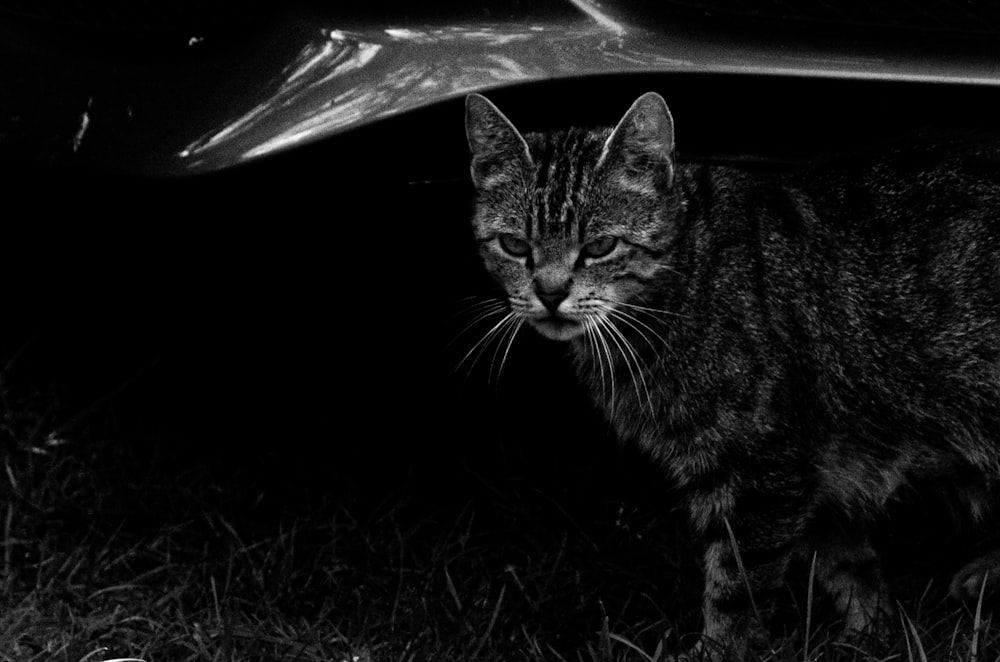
[465, 91, 1000, 658]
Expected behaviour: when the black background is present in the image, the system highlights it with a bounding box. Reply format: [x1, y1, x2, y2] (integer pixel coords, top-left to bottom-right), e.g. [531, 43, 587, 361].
[5, 72, 1000, 516]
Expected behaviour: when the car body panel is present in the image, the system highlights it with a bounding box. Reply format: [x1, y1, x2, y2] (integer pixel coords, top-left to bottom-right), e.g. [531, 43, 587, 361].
[3, 0, 1000, 176]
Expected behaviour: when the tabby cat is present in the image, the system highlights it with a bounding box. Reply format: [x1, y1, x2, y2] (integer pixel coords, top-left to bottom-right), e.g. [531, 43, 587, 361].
[464, 91, 1000, 658]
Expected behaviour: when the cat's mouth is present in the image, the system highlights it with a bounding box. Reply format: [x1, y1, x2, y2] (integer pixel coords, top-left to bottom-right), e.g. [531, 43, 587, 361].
[529, 315, 585, 341]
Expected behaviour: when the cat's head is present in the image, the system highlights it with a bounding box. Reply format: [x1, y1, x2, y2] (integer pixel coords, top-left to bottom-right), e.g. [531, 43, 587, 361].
[465, 92, 681, 342]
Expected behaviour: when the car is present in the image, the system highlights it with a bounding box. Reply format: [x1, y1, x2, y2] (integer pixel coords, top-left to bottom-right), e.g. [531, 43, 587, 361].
[4, 0, 1000, 175]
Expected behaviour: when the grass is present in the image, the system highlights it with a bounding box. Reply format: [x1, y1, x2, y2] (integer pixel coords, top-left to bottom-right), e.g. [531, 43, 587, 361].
[1, 360, 999, 662]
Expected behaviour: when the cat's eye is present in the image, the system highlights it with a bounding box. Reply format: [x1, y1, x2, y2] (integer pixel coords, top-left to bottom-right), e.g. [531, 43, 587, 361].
[581, 236, 618, 259]
[498, 233, 532, 258]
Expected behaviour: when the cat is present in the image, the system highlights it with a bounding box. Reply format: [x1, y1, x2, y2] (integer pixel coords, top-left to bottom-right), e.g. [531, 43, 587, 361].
[463, 90, 1000, 658]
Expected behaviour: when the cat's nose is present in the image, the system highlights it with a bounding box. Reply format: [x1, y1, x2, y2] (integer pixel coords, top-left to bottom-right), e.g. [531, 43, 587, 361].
[534, 282, 569, 312]
[537, 291, 568, 312]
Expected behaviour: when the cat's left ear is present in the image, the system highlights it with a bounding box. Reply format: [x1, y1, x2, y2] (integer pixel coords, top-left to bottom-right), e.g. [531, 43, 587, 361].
[597, 92, 675, 192]
[465, 93, 533, 190]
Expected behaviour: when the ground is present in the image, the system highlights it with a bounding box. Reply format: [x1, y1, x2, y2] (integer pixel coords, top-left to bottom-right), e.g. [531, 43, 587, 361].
[1, 320, 999, 661]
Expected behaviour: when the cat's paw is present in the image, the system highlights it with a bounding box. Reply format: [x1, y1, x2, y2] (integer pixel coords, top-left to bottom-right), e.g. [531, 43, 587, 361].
[950, 549, 1000, 601]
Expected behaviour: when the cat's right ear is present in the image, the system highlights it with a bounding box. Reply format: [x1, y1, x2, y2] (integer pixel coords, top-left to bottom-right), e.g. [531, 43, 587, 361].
[597, 92, 675, 193]
[465, 94, 533, 190]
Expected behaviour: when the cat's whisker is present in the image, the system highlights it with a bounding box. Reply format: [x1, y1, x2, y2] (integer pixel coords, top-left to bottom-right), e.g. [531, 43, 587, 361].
[480, 313, 525, 385]
[452, 293, 489, 304]
[485, 315, 513, 384]
[498, 316, 526, 381]
[596, 314, 656, 417]
[657, 264, 687, 280]
[451, 298, 509, 322]
[589, 315, 618, 409]
[600, 304, 666, 358]
[488, 313, 525, 385]
[612, 316, 663, 358]
[453, 310, 520, 378]
[448, 296, 508, 320]
[584, 316, 611, 407]
[594, 315, 639, 412]
[609, 319, 658, 415]
[604, 306, 678, 370]
[615, 299, 690, 320]
[448, 299, 508, 330]
[581, 319, 601, 399]
[447, 300, 510, 350]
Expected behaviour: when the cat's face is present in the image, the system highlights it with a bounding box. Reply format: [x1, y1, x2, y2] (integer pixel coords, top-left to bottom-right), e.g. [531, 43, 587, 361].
[465, 92, 680, 342]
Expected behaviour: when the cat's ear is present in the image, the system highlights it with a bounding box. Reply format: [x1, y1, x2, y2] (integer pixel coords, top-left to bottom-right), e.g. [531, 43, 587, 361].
[597, 92, 675, 192]
[465, 94, 533, 190]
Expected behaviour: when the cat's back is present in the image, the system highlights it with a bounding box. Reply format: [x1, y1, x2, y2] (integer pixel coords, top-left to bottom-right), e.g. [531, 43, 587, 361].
[783, 133, 1000, 409]
[777, 133, 1000, 319]
[796, 132, 1000, 231]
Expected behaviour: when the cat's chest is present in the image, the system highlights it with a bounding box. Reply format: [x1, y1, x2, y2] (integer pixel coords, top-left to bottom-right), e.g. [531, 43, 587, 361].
[569, 336, 767, 477]
[570, 341, 695, 449]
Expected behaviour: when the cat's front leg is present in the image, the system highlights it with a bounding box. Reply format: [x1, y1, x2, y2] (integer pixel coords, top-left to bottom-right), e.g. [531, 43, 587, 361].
[666, 529, 792, 661]
[812, 535, 889, 634]
[697, 536, 790, 659]
[682, 486, 806, 659]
